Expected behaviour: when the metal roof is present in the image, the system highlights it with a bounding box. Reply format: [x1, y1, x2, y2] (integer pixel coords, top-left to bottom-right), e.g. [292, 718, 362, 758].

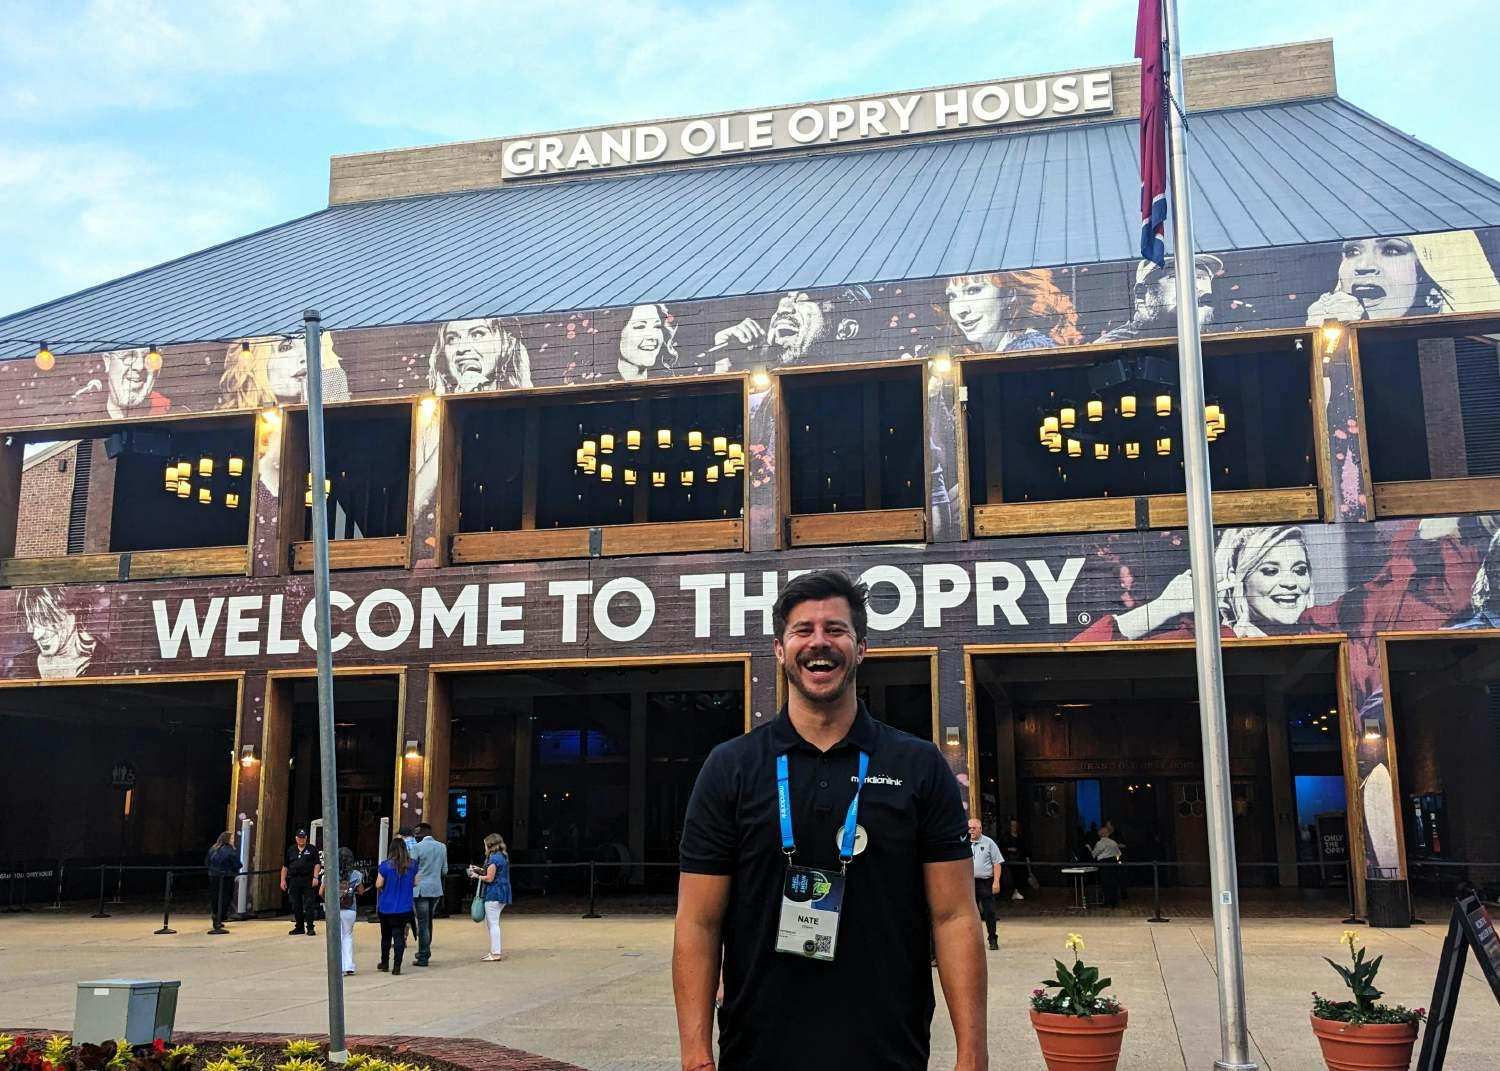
[5, 96, 1500, 358]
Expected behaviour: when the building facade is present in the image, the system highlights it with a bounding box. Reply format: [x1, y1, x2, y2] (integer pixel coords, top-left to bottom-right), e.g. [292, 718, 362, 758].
[2, 40, 1500, 916]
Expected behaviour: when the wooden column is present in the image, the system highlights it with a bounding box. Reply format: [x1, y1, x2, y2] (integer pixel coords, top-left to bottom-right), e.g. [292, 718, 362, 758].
[403, 665, 448, 837]
[252, 410, 298, 577]
[1262, 680, 1301, 889]
[1338, 638, 1410, 919]
[1417, 337, 1468, 477]
[1314, 328, 1374, 523]
[746, 375, 779, 552]
[0, 435, 23, 559]
[410, 397, 451, 569]
[748, 649, 778, 728]
[940, 644, 975, 813]
[926, 359, 967, 542]
[252, 675, 293, 910]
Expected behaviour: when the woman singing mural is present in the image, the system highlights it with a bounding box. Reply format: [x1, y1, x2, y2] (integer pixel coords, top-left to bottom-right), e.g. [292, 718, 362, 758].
[941, 269, 1083, 353]
[1304, 230, 1500, 324]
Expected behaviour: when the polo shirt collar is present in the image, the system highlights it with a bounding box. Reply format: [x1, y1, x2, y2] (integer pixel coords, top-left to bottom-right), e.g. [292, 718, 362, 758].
[771, 701, 880, 754]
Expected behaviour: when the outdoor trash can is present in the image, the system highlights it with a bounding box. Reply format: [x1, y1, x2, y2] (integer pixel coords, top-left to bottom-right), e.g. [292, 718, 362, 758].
[74, 979, 181, 1045]
[1365, 877, 1411, 928]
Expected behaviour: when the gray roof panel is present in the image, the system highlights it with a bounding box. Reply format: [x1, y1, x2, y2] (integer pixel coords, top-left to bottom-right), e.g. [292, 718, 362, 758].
[6, 96, 1500, 358]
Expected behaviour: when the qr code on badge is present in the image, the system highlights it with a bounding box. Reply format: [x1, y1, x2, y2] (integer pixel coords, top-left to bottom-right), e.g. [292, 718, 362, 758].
[814, 934, 832, 955]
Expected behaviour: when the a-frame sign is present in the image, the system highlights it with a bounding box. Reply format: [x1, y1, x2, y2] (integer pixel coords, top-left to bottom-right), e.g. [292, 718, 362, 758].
[1416, 892, 1500, 1069]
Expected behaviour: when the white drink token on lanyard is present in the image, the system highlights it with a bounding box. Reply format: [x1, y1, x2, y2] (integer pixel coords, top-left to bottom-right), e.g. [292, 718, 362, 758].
[834, 824, 869, 856]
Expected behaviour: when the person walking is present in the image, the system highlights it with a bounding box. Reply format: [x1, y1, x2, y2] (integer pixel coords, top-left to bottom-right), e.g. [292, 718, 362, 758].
[336, 846, 366, 977]
[998, 816, 1030, 902]
[467, 833, 513, 962]
[410, 821, 449, 967]
[204, 831, 241, 935]
[280, 828, 321, 936]
[968, 819, 1004, 951]
[375, 836, 417, 975]
[673, 570, 987, 1071]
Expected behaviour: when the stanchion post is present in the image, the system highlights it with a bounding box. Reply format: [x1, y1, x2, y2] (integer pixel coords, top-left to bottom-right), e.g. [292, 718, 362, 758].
[49, 858, 65, 910]
[582, 860, 601, 919]
[154, 870, 177, 935]
[1342, 863, 1363, 926]
[1148, 861, 1170, 923]
[92, 866, 111, 919]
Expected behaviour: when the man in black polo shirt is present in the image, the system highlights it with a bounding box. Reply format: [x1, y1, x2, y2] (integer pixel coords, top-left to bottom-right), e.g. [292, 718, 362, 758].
[280, 828, 321, 936]
[674, 570, 988, 1071]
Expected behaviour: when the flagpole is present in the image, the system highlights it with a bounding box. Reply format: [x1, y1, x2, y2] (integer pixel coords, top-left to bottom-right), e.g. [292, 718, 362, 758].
[1159, 1, 1257, 1068]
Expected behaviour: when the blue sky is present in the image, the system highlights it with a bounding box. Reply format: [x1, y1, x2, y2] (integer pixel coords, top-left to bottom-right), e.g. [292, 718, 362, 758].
[2, 0, 1497, 318]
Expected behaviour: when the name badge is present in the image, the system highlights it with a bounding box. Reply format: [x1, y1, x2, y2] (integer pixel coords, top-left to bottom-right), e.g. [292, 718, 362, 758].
[775, 864, 845, 962]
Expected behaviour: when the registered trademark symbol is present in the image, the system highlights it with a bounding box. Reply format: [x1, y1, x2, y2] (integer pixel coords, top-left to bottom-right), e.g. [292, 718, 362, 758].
[1077, 611, 1092, 625]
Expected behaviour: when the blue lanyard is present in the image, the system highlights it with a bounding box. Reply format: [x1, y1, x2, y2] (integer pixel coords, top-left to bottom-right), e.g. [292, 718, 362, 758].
[776, 750, 869, 864]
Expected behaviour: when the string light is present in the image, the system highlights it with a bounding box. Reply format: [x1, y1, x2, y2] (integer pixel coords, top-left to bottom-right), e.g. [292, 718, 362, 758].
[34, 342, 53, 371]
[146, 345, 162, 372]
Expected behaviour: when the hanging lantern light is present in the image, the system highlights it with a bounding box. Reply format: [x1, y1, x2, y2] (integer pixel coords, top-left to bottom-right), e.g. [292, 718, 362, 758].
[1120, 393, 1137, 418]
[724, 460, 741, 477]
[680, 469, 694, 486]
[599, 463, 613, 483]
[575, 447, 586, 468]
[176, 460, 192, 481]
[146, 345, 163, 373]
[688, 430, 703, 451]
[177, 479, 191, 499]
[1124, 441, 1141, 459]
[706, 465, 720, 483]
[227, 455, 244, 477]
[652, 470, 666, 488]
[198, 487, 212, 505]
[1066, 438, 1082, 458]
[600, 433, 615, 454]
[582, 455, 596, 474]
[1212, 406, 1227, 435]
[626, 429, 642, 450]
[34, 342, 54, 371]
[623, 468, 637, 486]
[305, 490, 314, 507]
[712, 435, 727, 456]
[581, 439, 597, 458]
[1047, 435, 1063, 454]
[1059, 402, 1077, 429]
[1156, 431, 1172, 456]
[1094, 442, 1110, 460]
[1204, 401, 1222, 428]
[1155, 393, 1172, 417]
[198, 456, 214, 478]
[1042, 414, 1060, 436]
[164, 464, 178, 492]
[1037, 423, 1051, 445]
[1086, 394, 1104, 422]
[225, 492, 240, 509]
[657, 428, 672, 449]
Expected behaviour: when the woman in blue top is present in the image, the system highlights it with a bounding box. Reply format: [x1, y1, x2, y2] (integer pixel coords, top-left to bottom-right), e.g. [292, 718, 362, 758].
[375, 836, 416, 975]
[467, 833, 513, 961]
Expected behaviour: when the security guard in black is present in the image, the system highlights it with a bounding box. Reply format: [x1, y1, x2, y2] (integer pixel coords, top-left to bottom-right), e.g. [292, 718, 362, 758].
[282, 831, 320, 935]
[680, 703, 971, 1070]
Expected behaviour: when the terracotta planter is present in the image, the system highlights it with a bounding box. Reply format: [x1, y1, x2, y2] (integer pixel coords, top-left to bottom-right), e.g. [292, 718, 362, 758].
[1029, 1007, 1128, 1071]
[1310, 1014, 1419, 1071]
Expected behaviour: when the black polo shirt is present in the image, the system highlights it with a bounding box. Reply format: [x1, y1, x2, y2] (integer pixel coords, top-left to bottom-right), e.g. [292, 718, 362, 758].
[285, 843, 318, 882]
[680, 703, 970, 1071]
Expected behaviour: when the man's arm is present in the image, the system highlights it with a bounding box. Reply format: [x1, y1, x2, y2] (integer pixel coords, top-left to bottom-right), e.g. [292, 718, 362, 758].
[279, 864, 288, 892]
[673, 872, 730, 1071]
[927, 857, 988, 1071]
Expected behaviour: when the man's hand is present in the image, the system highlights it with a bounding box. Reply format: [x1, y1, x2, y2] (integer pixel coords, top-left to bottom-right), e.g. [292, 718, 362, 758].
[991, 878, 1001, 895]
[713, 318, 764, 349]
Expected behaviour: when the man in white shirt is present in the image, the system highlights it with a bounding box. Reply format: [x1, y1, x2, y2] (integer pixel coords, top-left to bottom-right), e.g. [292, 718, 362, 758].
[968, 819, 1004, 951]
[1090, 821, 1124, 906]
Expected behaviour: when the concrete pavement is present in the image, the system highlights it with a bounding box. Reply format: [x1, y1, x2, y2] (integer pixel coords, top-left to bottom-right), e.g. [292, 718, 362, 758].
[2, 911, 1496, 1069]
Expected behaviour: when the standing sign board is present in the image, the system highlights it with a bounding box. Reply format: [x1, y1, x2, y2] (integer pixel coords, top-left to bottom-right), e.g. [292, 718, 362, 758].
[1416, 892, 1500, 1069]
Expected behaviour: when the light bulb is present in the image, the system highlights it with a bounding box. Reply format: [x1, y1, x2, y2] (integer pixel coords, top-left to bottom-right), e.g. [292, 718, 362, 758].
[35, 342, 54, 371]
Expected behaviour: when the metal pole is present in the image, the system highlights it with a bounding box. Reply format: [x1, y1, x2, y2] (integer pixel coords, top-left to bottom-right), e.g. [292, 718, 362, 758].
[154, 871, 176, 935]
[304, 310, 348, 1064]
[583, 861, 601, 919]
[92, 866, 110, 919]
[1148, 861, 1170, 923]
[1160, 4, 1255, 1067]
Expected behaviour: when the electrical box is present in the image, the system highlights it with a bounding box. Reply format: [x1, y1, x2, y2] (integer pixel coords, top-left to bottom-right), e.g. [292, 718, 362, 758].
[74, 979, 180, 1046]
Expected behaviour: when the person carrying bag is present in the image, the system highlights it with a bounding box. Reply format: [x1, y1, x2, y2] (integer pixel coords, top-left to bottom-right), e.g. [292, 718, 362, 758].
[466, 832, 513, 962]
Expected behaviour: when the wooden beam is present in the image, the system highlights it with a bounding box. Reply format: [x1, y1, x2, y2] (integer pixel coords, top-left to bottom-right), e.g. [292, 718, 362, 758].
[434, 401, 462, 567]
[0, 552, 122, 586]
[127, 545, 250, 581]
[1373, 476, 1500, 519]
[601, 518, 742, 557]
[291, 535, 410, 572]
[451, 527, 590, 563]
[973, 497, 1135, 537]
[1147, 486, 1319, 529]
[788, 507, 925, 547]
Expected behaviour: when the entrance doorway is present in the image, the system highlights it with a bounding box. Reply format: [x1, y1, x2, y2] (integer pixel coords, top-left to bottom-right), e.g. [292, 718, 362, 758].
[1387, 636, 1500, 900]
[442, 660, 745, 895]
[973, 644, 1346, 895]
[0, 679, 238, 898]
[858, 653, 935, 740]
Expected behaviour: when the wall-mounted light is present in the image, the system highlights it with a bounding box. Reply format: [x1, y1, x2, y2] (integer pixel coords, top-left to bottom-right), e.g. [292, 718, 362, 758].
[259, 406, 280, 427]
[198, 455, 214, 478]
[1362, 715, 1383, 740]
[240, 744, 259, 768]
[35, 342, 54, 371]
[944, 726, 961, 749]
[931, 355, 953, 377]
[750, 368, 771, 391]
[146, 345, 163, 373]
[404, 739, 422, 759]
[227, 454, 244, 477]
[418, 394, 437, 417]
[1320, 317, 1344, 354]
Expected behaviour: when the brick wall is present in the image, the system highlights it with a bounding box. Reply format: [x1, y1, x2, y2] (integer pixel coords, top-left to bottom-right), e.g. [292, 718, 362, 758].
[14, 442, 78, 558]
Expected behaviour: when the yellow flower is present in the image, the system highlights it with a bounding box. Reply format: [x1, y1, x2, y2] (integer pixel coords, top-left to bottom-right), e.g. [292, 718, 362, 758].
[1065, 932, 1086, 954]
[1341, 929, 1360, 951]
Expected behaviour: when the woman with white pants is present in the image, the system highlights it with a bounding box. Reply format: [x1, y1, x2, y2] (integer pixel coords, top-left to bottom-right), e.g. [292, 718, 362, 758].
[467, 833, 513, 961]
[334, 847, 365, 976]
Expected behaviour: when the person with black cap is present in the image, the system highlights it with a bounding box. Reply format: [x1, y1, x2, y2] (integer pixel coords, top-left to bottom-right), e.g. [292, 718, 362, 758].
[281, 827, 321, 936]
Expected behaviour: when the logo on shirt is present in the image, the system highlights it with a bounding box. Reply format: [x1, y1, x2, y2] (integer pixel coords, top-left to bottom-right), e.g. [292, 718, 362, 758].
[856, 773, 904, 786]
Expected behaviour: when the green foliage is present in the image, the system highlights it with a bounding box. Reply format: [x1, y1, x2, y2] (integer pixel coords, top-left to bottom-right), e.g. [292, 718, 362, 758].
[1312, 931, 1426, 1026]
[279, 1043, 321, 1061]
[45, 1035, 74, 1065]
[1029, 933, 1123, 1019]
[217, 1045, 258, 1069]
[271, 1059, 325, 1071]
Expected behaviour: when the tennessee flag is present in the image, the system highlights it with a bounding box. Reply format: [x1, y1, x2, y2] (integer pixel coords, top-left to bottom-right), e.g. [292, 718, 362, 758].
[1136, 0, 1167, 266]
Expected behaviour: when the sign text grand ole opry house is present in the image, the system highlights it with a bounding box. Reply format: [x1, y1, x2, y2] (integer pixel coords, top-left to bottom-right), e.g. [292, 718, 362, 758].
[4, 40, 1500, 920]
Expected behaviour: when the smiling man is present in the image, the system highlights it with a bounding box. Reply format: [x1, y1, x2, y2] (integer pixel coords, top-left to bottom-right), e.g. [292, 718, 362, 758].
[101, 347, 170, 419]
[673, 570, 987, 1071]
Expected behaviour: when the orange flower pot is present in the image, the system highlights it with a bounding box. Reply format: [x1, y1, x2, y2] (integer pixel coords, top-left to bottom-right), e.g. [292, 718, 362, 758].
[1029, 1007, 1129, 1070]
[1310, 1014, 1419, 1071]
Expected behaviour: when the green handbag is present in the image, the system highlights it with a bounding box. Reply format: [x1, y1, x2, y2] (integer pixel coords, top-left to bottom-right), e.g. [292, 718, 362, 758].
[470, 878, 486, 923]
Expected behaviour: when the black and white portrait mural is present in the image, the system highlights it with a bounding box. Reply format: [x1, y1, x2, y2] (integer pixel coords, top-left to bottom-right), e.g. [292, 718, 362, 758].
[614, 303, 679, 381]
[1304, 231, 1500, 323]
[940, 269, 1083, 352]
[1095, 255, 1221, 342]
[9, 586, 108, 679]
[428, 318, 534, 394]
[218, 336, 349, 410]
[707, 287, 876, 371]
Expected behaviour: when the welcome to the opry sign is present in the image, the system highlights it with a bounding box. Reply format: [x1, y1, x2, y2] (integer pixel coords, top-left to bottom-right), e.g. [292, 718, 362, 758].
[148, 561, 1086, 661]
[501, 70, 1114, 178]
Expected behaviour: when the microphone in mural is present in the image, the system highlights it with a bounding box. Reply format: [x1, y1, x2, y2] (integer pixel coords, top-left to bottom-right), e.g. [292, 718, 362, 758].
[1096, 255, 1221, 342]
[707, 287, 875, 371]
[1304, 231, 1500, 324]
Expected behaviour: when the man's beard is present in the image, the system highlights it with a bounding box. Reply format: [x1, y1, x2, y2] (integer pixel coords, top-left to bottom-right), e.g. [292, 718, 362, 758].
[786, 653, 858, 706]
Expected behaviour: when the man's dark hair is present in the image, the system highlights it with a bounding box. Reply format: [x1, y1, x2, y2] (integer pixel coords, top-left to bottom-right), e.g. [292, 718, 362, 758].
[772, 570, 869, 645]
[415, 822, 432, 837]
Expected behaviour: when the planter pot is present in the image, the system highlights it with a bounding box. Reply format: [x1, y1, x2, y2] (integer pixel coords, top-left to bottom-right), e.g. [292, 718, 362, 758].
[1029, 1008, 1128, 1071]
[1310, 1014, 1419, 1071]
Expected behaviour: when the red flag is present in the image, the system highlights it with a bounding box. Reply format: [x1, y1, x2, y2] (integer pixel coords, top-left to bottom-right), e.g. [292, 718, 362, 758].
[1136, 0, 1167, 266]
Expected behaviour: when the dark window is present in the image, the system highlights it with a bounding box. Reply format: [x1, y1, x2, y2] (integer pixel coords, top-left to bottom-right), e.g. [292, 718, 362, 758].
[106, 420, 255, 552]
[784, 368, 925, 515]
[296, 406, 412, 540]
[966, 345, 1316, 504]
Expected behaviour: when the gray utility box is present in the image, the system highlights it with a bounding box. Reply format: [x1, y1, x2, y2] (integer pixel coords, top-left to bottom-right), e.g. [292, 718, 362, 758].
[74, 979, 181, 1046]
